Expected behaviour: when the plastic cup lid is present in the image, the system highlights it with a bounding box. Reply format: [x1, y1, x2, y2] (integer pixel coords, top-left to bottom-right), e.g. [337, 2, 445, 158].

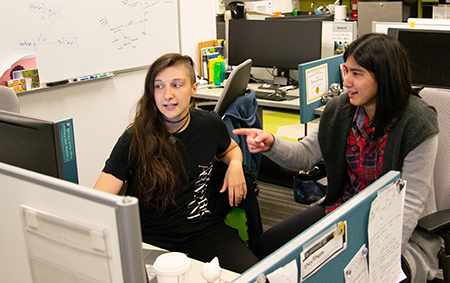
[154, 252, 192, 276]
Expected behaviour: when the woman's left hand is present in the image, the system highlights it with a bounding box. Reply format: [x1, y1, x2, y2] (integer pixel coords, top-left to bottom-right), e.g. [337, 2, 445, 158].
[220, 160, 247, 206]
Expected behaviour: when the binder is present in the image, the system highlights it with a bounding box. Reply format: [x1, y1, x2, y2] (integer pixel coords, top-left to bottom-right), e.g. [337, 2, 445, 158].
[55, 118, 79, 184]
[233, 170, 402, 283]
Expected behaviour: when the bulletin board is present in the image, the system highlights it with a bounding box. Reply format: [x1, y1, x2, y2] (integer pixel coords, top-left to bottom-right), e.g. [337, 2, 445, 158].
[0, 0, 180, 83]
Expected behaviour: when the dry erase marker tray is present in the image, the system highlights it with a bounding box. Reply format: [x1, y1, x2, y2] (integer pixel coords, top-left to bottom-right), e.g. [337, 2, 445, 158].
[16, 73, 116, 93]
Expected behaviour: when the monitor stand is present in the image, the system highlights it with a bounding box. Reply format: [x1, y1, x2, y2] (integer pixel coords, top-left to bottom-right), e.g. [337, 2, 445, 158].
[257, 69, 297, 91]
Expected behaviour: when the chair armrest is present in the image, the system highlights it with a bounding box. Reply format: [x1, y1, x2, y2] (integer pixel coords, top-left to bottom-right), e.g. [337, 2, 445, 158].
[417, 209, 450, 235]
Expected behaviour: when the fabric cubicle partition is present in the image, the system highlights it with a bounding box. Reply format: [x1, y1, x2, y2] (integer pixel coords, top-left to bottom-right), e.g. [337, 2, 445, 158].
[233, 171, 404, 283]
[298, 55, 345, 125]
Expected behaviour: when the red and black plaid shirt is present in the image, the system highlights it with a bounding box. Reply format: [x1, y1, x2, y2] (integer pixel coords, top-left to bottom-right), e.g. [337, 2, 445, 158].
[326, 106, 389, 214]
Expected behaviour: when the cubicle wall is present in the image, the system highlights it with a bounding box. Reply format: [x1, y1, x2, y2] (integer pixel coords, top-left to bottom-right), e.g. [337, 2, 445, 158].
[0, 162, 146, 283]
[233, 171, 404, 283]
[298, 55, 345, 125]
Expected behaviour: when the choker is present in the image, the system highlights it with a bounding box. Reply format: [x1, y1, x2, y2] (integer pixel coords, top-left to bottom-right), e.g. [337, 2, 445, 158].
[165, 111, 190, 124]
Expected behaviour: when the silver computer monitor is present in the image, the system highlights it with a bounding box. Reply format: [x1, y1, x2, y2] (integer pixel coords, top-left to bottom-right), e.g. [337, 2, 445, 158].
[0, 161, 147, 283]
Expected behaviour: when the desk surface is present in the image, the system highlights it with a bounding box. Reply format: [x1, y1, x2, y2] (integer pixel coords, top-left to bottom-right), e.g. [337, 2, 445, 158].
[196, 83, 300, 110]
[142, 243, 240, 282]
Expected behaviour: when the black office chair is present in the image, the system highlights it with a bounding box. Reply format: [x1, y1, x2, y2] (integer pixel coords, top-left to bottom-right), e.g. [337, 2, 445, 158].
[210, 160, 262, 250]
[197, 59, 263, 249]
[416, 87, 450, 283]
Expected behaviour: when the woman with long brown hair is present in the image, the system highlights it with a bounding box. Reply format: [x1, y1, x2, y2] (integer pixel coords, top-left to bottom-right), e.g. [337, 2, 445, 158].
[94, 53, 258, 273]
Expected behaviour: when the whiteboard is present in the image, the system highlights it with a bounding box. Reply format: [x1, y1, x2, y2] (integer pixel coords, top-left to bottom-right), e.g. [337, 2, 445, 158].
[1, 0, 180, 83]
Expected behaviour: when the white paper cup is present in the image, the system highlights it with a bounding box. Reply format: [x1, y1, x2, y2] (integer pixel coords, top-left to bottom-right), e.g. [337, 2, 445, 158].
[335, 5, 347, 21]
[154, 252, 191, 283]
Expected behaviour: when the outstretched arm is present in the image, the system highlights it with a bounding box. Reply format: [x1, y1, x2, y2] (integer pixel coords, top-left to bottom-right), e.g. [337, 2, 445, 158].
[216, 139, 246, 206]
[235, 126, 323, 172]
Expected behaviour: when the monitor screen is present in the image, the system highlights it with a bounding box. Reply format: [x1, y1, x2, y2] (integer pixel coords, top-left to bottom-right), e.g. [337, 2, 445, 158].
[227, 19, 322, 71]
[388, 28, 450, 89]
[0, 110, 78, 183]
[0, 161, 146, 283]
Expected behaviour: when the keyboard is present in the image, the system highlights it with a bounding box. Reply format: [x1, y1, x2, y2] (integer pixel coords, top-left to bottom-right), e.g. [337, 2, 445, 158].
[254, 91, 286, 101]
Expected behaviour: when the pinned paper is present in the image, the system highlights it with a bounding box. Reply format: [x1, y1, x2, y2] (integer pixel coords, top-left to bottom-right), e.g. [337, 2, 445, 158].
[300, 221, 347, 281]
[344, 244, 369, 283]
[368, 181, 406, 282]
[266, 259, 298, 283]
[305, 63, 327, 105]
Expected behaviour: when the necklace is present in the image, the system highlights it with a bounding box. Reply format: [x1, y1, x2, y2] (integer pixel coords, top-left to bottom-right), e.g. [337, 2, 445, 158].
[172, 113, 190, 134]
[169, 111, 190, 143]
[165, 111, 190, 124]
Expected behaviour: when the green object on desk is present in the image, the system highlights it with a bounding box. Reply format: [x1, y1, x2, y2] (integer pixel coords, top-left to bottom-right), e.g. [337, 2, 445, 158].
[208, 58, 225, 86]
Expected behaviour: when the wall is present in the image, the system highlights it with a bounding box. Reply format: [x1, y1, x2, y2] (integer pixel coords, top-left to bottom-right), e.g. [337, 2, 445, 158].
[17, 1, 217, 188]
[180, 0, 217, 69]
[18, 70, 146, 187]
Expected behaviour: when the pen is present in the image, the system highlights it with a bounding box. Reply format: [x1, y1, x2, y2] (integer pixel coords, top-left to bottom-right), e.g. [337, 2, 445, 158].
[75, 73, 114, 82]
[76, 76, 95, 82]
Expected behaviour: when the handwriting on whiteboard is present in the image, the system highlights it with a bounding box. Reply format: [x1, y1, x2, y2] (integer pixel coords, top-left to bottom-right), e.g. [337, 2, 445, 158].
[15, 3, 78, 51]
[99, 0, 166, 50]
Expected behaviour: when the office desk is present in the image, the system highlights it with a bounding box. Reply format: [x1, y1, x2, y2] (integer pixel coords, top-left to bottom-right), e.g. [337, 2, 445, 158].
[196, 83, 300, 111]
[142, 243, 240, 282]
[314, 105, 325, 116]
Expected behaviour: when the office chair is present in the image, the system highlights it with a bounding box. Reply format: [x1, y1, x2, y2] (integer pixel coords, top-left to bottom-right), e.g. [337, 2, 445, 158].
[197, 59, 263, 248]
[196, 58, 252, 114]
[211, 160, 263, 250]
[213, 58, 253, 117]
[416, 87, 450, 283]
[0, 86, 20, 113]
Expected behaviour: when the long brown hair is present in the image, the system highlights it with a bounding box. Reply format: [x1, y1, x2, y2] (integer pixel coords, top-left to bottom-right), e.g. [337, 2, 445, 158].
[129, 53, 196, 211]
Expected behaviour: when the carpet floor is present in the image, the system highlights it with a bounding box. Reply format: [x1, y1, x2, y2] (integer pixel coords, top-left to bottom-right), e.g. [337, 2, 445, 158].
[256, 180, 309, 232]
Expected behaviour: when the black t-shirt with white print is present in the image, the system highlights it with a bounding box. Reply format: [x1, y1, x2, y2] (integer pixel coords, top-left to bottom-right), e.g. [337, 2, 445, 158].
[103, 108, 231, 241]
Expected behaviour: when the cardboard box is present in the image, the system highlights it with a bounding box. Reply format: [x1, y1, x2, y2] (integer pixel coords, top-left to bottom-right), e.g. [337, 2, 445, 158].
[7, 78, 31, 92]
[13, 68, 40, 89]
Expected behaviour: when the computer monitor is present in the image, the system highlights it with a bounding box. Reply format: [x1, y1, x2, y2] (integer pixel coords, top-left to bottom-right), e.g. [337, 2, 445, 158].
[388, 28, 450, 89]
[227, 19, 322, 85]
[0, 110, 78, 183]
[0, 161, 147, 283]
